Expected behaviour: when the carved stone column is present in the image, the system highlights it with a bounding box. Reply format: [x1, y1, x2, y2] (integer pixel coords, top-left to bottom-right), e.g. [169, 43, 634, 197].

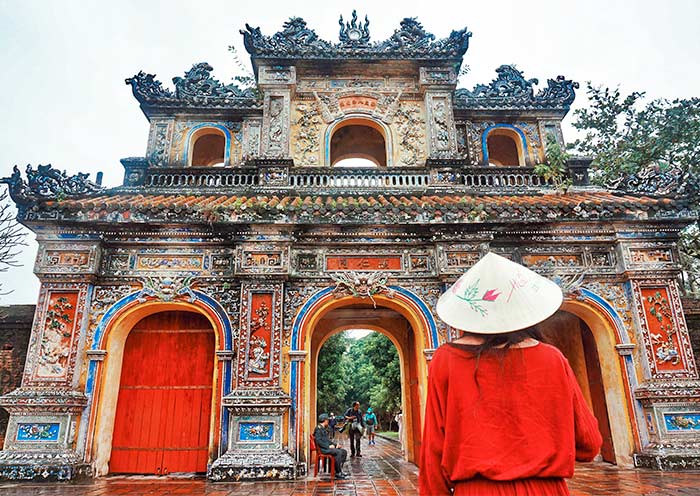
[620, 241, 700, 469]
[420, 67, 459, 160]
[208, 280, 295, 481]
[0, 238, 102, 481]
[258, 65, 296, 160]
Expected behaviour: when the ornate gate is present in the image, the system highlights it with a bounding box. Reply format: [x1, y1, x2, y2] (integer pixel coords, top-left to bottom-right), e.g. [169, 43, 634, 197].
[110, 311, 214, 474]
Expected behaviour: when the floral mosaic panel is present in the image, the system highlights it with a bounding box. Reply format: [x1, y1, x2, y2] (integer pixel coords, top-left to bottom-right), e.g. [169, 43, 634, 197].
[664, 413, 700, 431]
[238, 283, 283, 387]
[632, 280, 697, 379]
[238, 422, 275, 442]
[33, 291, 80, 381]
[16, 423, 60, 442]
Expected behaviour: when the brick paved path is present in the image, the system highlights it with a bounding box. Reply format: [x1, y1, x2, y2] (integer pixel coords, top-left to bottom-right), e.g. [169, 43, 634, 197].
[1, 437, 699, 495]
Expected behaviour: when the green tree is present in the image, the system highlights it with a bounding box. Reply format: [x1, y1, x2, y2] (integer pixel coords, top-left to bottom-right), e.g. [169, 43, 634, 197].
[570, 84, 700, 184]
[317, 331, 402, 429]
[570, 84, 700, 294]
[316, 332, 351, 415]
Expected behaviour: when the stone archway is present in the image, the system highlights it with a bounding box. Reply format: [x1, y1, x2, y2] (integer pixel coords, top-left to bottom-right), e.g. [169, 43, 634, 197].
[545, 297, 639, 467]
[311, 307, 415, 459]
[290, 287, 438, 469]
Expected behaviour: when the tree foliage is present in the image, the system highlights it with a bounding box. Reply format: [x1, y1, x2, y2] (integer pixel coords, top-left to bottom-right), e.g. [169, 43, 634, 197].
[0, 190, 27, 297]
[570, 84, 700, 294]
[570, 84, 700, 184]
[317, 331, 401, 429]
[535, 133, 572, 192]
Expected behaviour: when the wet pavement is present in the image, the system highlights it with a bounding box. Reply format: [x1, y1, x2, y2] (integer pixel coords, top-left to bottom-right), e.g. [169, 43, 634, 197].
[0, 437, 699, 495]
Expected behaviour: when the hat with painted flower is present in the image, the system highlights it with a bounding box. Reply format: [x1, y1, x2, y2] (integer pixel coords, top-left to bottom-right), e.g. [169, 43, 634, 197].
[436, 252, 563, 334]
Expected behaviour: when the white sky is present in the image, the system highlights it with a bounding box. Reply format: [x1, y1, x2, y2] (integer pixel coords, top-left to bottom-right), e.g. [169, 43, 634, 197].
[1, 0, 699, 304]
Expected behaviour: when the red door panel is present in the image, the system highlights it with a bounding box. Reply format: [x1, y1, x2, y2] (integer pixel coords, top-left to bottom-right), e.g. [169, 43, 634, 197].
[110, 311, 214, 474]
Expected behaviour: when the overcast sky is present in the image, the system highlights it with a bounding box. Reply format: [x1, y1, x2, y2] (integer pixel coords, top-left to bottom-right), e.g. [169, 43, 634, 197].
[1, 0, 699, 305]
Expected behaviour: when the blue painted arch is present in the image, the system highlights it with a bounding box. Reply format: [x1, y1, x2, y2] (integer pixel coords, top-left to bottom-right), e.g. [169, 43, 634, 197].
[481, 123, 528, 166]
[183, 123, 232, 166]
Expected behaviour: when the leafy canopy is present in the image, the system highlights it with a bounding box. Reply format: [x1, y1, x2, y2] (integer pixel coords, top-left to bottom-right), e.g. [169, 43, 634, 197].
[570, 84, 700, 184]
[569, 84, 700, 294]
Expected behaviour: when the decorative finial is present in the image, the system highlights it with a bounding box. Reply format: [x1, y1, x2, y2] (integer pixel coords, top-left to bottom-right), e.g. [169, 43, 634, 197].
[339, 10, 370, 44]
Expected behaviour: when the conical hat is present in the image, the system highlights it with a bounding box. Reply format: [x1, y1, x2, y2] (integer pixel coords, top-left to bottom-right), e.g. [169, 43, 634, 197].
[436, 252, 563, 334]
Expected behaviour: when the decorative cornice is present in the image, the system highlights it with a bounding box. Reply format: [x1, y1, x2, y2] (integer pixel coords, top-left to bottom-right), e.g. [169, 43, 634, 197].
[240, 15, 471, 62]
[0, 388, 88, 414]
[125, 62, 261, 111]
[454, 65, 579, 111]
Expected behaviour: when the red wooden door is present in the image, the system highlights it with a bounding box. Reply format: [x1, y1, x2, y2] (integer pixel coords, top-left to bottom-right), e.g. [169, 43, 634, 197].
[110, 311, 215, 474]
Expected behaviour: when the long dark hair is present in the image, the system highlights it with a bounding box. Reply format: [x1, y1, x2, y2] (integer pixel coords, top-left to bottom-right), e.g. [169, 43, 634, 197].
[452, 326, 543, 355]
[449, 326, 544, 395]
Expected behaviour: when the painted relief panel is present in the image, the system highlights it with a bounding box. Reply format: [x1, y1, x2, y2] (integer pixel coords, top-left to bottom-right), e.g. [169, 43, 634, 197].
[437, 245, 482, 273]
[237, 246, 289, 275]
[16, 422, 60, 442]
[35, 242, 99, 275]
[100, 248, 234, 277]
[629, 247, 674, 265]
[325, 255, 402, 271]
[394, 101, 426, 166]
[292, 101, 322, 165]
[25, 284, 88, 385]
[262, 94, 290, 158]
[238, 421, 275, 442]
[425, 93, 456, 158]
[632, 281, 697, 378]
[521, 253, 583, 269]
[136, 254, 205, 271]
[238, 283, 283, 387]
[148, 121, 173, 167]
[664, 413, 700, 432]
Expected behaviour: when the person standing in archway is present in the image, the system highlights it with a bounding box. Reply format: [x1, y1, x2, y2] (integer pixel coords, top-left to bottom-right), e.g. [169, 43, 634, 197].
[420, 252, 602, 496]
[344, 401, 364, 457]
[364, 407, 378, 446]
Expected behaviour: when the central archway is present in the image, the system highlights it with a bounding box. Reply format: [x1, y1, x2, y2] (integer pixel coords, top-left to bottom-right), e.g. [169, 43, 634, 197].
[290, 287, 438, 469]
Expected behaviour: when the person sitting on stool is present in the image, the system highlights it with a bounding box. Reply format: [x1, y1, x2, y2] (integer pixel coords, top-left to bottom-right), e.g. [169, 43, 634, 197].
[314, 413, 348, 479]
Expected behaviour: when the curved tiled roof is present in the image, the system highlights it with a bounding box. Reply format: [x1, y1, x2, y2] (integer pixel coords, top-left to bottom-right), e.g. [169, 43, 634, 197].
[28, 191, 691, 226]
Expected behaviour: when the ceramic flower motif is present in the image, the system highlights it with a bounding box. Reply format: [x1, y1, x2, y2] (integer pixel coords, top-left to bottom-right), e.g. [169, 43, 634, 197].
[455, 279, 501, 316]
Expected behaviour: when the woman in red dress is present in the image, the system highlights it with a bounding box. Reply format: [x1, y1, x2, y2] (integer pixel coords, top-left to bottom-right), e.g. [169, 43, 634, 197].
[420, 252, 602, 496]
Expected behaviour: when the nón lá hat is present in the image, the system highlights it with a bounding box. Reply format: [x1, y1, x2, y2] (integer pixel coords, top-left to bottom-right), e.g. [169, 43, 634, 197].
[436, 252, 563, 334]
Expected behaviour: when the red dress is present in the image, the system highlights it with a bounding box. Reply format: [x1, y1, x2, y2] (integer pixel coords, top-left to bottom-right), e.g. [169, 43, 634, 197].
[419, 342, 602, 496]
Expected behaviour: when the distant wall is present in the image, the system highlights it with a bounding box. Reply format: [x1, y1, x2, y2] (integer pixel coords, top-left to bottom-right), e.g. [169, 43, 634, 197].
[0, 305, 34, 447]
[682, 297, 700, 373]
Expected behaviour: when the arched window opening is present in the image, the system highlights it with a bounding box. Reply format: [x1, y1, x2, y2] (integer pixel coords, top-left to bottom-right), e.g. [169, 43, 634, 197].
[190, 129, 226, 167]
[334, 158, 378, 168]
[330, 120, 387, 167]
[486, 127, 524, 166]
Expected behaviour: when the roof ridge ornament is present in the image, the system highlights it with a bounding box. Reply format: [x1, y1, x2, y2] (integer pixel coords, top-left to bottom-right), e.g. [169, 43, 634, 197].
[454, 64, 579, 111]
[126, 63, 260, 110]
[240, 15, 470, 61]
[339, 10, 370, 44]
[1, 164, 103, 206]
[607, 163, 699, 199]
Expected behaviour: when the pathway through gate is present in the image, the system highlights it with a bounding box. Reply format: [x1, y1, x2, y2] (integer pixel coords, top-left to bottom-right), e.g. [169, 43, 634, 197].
[1, 437, 700, 495]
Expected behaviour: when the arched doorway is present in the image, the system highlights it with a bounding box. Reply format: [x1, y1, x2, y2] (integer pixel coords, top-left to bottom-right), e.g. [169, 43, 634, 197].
[312, 307, 413, 457]
[291, 288, 437, 469]
[326, 116, 392, 166]
[109, 310, 215, 474]
[540, 304, 637, 467]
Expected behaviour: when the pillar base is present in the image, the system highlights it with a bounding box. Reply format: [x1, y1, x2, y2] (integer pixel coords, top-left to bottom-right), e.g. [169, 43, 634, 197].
[208, 450, 296, 481]
[634, 451, 700, 471]
[0, 450, 91, 481]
